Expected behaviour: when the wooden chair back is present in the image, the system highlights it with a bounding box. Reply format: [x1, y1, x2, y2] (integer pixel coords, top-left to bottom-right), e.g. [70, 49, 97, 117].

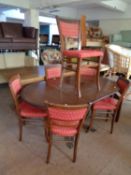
[45, 65, 61, 80]
[56, 16, 81, 53]
[45, 102, 88, 163]
[9, 74, 22, 113]
[47, 104, 87, 135]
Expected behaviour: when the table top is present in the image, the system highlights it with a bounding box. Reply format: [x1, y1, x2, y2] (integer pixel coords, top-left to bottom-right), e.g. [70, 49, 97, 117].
[21, 76, 118, 108]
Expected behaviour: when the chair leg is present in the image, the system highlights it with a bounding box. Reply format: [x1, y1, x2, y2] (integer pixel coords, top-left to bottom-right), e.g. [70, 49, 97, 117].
[44, 126, 49, 142]
[19, 117, 23, 141]
[89, 108, 96, 131]
[60, 61, 65, 88]
[96, 68, 100, 91]
[76, 58, 81, 98]
[115, 105, 122, 122]
[110, 113, 116, 134]
[73, 134, 80, 163]
[46, 133, 52, 164]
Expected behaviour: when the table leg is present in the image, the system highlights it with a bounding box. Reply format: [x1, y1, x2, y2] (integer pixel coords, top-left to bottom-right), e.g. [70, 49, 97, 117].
[85, 103, 97, 132]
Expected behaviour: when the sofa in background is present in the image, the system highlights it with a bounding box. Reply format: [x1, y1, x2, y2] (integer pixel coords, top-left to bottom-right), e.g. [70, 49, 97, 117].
[0, 52, 40, 83]
[0, 22, 38, 51]
[109, 30, 131, 48]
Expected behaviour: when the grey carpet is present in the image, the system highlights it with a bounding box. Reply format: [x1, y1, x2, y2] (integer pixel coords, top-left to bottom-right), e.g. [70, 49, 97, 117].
[0, 84, 131, 175]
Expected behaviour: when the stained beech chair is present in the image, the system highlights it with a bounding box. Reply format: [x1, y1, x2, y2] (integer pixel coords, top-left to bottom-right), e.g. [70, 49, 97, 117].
[56, 16, 104, 97]
[9, 74, 48, 141]
[45, 103, 87, 163]
[89, 77, 130, 133]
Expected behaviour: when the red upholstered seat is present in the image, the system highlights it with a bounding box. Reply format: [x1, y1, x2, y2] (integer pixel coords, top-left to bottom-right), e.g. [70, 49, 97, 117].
[45, 104, 87, 163]
[88, 77, 130, 133]
[93, 97, 118, 110]
[63, 49, 103, 59]
[9, 74, 47, 141]
[19, 101, 47, 118]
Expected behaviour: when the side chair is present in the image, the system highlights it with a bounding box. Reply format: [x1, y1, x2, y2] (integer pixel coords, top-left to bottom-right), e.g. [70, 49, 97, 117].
[9, 74, 48, 141]
[45, 103, 88, 163]
[88, 76, 130, 133]
[45, 65, 61, 80]
[56, 16, 104, 98]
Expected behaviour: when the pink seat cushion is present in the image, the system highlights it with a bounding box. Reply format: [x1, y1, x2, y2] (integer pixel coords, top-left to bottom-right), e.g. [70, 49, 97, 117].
[94, 97, 118, 110]
[51, 126, 77, 136]
[63, 49, 103, 59]
[19, 101, 47, 118]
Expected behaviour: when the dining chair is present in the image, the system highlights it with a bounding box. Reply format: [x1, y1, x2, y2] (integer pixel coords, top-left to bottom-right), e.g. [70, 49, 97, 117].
[9, 74, 48, 141]
[45, 103, 88, 163]
[45, 65, 61, 80]
[88, 76, 130, 133]
[56, 16, 104, 97]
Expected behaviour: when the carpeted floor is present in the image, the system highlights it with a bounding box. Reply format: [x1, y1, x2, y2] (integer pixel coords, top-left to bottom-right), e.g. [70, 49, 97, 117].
[0, 84, 131, 175]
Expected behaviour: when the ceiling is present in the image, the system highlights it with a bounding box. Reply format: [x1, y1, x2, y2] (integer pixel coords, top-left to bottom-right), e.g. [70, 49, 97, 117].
[0, 0, 131, 17]
[32, 0, 131, 12]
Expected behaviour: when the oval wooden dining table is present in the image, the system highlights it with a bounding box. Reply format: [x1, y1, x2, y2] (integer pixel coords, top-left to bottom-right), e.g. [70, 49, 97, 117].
[21, 76, 118, 109]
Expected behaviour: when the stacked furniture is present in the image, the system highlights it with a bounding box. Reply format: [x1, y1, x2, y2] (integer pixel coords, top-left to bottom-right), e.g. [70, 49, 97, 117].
[0, 22, 38, 51]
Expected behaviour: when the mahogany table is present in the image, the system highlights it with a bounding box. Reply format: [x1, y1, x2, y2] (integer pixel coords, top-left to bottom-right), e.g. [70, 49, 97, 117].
[21, 76, 118, 108]
[21, 76, 118, 133]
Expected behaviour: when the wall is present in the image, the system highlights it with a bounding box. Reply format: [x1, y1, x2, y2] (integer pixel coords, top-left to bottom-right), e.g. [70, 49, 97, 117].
[100, 19, 131, 35]
[78, 4, 131, 20]
[78, 4, 131, 35]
